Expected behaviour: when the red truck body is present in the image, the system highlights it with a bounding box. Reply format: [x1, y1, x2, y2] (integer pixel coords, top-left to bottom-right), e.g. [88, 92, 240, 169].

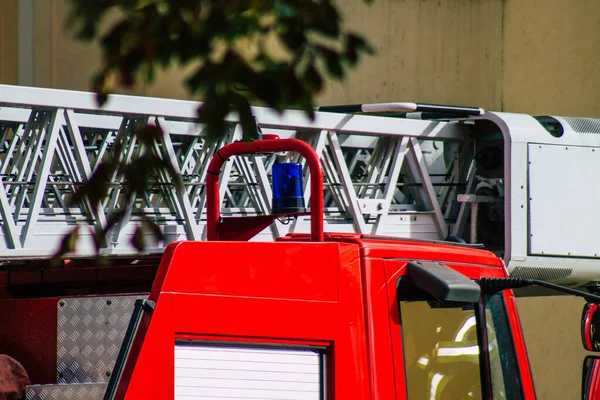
[112, 234, 536, 399]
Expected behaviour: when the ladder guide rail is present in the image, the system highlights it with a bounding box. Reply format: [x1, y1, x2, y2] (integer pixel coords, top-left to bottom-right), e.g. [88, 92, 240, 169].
[0, 84, 472, 258]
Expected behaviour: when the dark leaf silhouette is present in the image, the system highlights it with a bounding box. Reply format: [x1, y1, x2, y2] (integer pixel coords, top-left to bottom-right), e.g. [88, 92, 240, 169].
[53, 226, 80, 260]
[130, 226, 146, 252]
[61, 0, 374, 255]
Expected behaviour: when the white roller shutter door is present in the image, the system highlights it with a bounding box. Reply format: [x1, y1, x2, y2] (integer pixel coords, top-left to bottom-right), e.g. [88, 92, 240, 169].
[175, 343, 323, 400]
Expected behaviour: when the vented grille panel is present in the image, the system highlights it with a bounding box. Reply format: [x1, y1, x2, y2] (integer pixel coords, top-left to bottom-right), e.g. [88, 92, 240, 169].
[561, 117, 600, 133]
[510, 266, 572, 281]
[175, 344, 322, 399]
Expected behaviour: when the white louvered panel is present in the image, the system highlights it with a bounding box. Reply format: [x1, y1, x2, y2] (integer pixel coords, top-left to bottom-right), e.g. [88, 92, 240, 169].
[174, 344, 322, 400]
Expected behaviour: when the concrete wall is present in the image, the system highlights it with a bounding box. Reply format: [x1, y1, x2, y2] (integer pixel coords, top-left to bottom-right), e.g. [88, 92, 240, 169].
[27, 0, 506, 109]
[516, 296, 590, 399]
[6, 0, 600, 398]
[33, 0, 151, 95]
[320, 0, 504, 111]
[503, 0, 600, 117]
[10, 1, 600, 118]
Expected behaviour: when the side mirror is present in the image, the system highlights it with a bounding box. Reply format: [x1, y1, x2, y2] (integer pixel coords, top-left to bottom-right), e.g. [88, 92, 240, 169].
[582, 356, 600, 400]
[582, 303, 600, 351]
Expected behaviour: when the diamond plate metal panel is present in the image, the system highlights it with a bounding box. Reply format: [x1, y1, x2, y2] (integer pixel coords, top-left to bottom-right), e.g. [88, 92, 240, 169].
[26, 383, 107, 400]
[56, 295, 147, 384]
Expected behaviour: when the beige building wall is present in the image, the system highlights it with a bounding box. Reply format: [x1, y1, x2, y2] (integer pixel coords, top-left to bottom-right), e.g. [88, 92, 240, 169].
[10, 0, 600, 398]
[503, 0, 600, 117]
[21, 0, 600, 118]
[0, 0, 17, 84]
[31, 0, 505, 109]
[320, 0, 504, 110]
[33, 0, 149, 96]
[516, 295, 590, 399]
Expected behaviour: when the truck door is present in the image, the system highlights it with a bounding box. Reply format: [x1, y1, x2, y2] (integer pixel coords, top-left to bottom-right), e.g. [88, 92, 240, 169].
[383, 259, 527, 400]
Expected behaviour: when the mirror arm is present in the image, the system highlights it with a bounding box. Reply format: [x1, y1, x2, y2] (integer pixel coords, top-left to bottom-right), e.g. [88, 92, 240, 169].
[480, 278, 600, 303]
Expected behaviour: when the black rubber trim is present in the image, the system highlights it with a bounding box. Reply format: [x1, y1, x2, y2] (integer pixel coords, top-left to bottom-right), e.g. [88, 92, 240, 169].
[317, 104, 363, 113]
[475, 296, 493, 399]
[414, 103, 483, 116]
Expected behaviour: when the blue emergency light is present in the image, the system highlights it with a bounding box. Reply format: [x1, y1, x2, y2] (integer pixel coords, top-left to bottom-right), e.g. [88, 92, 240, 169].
[271, 162, 306, 214]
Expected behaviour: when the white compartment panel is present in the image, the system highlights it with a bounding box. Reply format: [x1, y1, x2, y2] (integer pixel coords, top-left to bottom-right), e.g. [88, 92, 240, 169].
[528, 143, 600, 257]
[174, 344, 322, 400]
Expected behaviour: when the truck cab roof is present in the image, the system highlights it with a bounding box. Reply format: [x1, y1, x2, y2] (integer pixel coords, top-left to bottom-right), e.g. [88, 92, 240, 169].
[278, 232, 505, 270]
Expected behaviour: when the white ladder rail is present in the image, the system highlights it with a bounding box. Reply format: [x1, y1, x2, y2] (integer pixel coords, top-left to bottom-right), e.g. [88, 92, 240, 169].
[0, 84, 472, 258]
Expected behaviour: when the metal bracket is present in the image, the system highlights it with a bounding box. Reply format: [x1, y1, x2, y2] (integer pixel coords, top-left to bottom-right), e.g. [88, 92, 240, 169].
[457, 194, 503, 244]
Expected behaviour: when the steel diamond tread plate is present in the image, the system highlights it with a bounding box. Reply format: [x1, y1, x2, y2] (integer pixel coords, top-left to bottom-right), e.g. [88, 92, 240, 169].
[26, 383, 108, 400]
[56, 295, 147, 384]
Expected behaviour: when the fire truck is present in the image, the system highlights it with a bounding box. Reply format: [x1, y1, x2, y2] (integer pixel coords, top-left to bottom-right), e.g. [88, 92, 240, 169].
[1, 84, 600, 399]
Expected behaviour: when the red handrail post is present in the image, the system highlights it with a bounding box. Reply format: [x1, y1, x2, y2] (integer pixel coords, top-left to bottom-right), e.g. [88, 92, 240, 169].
[206, 138, 324, 242]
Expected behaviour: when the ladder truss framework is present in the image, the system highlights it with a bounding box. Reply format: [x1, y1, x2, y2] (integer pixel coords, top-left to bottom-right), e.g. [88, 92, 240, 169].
[0, 85, 473, 258]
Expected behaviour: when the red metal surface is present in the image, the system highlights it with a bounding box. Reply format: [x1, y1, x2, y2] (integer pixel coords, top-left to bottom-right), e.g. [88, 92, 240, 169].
[175, 333, 330, 348]
[281, 232, 504, 268]
[217, 212, 309, 242]
[1, 258, 159, 299]
[589, 359, 600, 399]
[0, 298, 57, 385]
[583, 303, 598, 350]
[504, 290, 537, 399]
[119, 240, 368, 399]
[206, 138, 324, 242]
[116, 236, 536, 399]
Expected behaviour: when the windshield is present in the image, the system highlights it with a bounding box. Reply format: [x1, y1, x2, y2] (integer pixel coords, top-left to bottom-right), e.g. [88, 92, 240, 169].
[400, 293, 522, 399]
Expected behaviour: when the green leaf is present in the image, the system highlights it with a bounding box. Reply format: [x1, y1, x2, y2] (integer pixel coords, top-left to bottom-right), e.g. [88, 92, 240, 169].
[93, 209, 127, 252]
[142, 216, 165, 242]
[197, 86, 233, 141]
[318, 46, 344, 78]
[69, 161, 114, 212]
[303, 63, 323, 92]
[274, 2, 297, 19]
[53, 226, 80, 259]
[130, 226, 146, 252]
[231, 93, 258, 141]
[345, 33, 375, 64]
[63, 0, 376, 256]
[134, 124, 163, 146]
[312, 1, 341, 38]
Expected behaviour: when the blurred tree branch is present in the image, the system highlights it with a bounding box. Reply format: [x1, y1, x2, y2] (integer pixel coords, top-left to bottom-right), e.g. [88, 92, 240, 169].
[57, 0, 373, 258]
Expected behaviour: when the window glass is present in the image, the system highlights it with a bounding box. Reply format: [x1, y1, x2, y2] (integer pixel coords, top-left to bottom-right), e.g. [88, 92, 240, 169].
[400, 293, 522, 399]
[401, 301, 482, 399]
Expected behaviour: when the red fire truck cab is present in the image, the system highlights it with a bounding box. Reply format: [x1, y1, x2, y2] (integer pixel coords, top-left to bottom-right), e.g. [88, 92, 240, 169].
[114, 233, 535, 400]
